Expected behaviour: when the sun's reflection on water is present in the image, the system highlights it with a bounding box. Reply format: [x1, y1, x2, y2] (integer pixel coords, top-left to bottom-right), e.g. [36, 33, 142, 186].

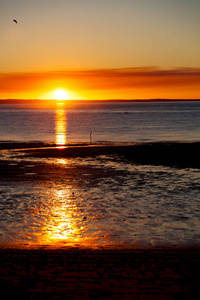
[38, 184, 103, 249]
[55, 108, 67, 147]
[40, 187, 82, 248]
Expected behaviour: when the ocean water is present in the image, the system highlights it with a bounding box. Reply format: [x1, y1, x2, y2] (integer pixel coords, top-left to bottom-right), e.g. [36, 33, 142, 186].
[0, 101, 200, 143]
[0, 101, 200, 249]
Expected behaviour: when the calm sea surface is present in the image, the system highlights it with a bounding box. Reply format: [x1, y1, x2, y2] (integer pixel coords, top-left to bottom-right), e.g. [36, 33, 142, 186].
[0, 101, 200, 143]
[0, 101, 200, 249]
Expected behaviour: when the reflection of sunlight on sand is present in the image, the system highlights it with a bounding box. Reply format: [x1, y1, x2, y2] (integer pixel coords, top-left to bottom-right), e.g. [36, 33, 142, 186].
[57, 158, 68, 165]
[41, 188, 82, 247]
[55, 109, 67, 146]
[38, 186, 104, 249]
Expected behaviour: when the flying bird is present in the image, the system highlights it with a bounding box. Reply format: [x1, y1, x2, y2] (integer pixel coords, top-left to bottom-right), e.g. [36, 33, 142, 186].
[13, 19, 18, 24]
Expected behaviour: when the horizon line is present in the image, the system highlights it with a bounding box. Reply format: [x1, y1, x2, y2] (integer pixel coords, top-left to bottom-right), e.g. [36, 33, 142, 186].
[1, 98, 200, 103]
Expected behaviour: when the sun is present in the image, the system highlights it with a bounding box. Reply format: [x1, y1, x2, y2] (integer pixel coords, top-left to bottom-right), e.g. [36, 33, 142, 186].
[53, 89, 70, 100]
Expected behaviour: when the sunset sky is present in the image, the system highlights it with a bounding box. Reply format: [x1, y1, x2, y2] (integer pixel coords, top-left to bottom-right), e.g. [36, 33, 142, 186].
[1, 0, 200, 100]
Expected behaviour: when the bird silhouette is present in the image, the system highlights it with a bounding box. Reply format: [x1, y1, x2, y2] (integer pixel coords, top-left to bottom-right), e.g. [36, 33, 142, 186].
[13, 19, 18, 24]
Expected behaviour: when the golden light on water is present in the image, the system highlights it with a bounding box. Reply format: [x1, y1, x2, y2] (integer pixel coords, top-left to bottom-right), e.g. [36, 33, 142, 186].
[30, 187, 83, 249]
[43, 189, 80, 246]
[55, 108, 67, 146]
[41, 188, 99, 249]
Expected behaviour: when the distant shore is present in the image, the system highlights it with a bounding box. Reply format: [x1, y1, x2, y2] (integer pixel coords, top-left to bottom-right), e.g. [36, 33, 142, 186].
[1, 98, 200, 111]
[1, 98, 200, 105]
[1, 141, 200, 169]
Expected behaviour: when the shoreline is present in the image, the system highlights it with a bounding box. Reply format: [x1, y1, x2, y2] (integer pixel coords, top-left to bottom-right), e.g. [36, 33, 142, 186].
[1, 141, 200, 168]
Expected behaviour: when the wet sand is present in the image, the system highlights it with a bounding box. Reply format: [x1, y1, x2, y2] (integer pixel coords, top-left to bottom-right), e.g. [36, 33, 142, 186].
[1, 142, 200, 299]
[1, 248, 200, 300]
[1, 141, 200, 168]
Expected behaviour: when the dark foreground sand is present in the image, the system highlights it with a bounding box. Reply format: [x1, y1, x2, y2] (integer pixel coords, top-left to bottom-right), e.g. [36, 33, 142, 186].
[1, 248, 200, 300]
[1, 141, 200, 168]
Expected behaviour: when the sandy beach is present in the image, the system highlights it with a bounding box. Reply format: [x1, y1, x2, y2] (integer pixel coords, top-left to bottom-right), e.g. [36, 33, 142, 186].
[1, 247, 200, 300]
[0, 142, 200, 299]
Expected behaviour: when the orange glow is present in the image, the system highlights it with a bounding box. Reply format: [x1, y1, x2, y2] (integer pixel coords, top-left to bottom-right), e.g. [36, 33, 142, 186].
[0, 68, 200, 100]
[55, 108, 67, 146]
[21, 187, 83, 249]
[34, 187, 100, 249]
[53, 89, 70, 100]
[42, 189, 79, 246]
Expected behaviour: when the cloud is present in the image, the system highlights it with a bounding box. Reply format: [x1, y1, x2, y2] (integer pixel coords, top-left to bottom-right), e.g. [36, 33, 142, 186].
[1, 67, 200, 96]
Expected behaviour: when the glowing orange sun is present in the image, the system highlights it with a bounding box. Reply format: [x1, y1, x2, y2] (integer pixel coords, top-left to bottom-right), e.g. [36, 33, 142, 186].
[54, 89, 70, 100]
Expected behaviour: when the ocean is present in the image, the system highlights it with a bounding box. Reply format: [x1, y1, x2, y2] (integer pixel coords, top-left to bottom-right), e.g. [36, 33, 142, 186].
[0, 101, 200, 249]
[0, 101, 200, 143]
